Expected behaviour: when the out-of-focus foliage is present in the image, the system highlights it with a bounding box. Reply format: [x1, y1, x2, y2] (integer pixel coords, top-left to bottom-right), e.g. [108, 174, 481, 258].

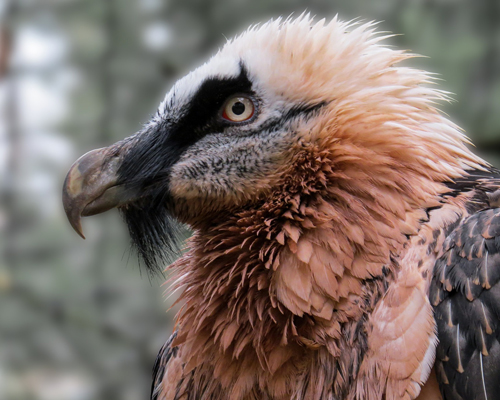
[0, 0, 499, 399]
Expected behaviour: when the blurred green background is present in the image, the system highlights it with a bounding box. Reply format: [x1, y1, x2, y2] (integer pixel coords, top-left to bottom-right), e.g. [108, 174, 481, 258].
[1, 0, 499, 399]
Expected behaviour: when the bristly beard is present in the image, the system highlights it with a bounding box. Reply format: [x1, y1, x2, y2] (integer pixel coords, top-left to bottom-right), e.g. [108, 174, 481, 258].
[120, 195, 182, 276]
[115, 121, 187, 276]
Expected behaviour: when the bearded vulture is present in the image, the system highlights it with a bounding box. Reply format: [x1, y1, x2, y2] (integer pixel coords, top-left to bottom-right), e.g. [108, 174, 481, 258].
[62, 16, 500, 400]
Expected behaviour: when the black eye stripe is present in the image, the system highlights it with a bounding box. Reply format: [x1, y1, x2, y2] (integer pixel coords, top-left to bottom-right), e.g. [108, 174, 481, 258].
[172, 62, 254, 143]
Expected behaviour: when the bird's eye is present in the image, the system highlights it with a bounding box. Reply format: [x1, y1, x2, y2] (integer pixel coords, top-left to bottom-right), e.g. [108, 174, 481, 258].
[222, 96, 255, 122]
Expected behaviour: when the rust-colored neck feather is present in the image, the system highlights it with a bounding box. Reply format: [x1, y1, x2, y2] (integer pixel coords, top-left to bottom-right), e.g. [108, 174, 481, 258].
[167, 138, 451, 399]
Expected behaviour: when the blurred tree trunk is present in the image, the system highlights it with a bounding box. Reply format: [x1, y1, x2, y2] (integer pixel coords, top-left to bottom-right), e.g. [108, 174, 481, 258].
[1, 0, 21, 272]
[473, 0, 500, 143]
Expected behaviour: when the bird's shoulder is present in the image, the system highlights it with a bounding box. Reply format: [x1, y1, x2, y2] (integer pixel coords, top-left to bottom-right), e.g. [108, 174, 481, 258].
[430, 168, 500, 400]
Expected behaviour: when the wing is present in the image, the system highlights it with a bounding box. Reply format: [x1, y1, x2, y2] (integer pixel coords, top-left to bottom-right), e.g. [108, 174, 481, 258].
[151, 332, 180, 400]
[430, 208, 500, 400]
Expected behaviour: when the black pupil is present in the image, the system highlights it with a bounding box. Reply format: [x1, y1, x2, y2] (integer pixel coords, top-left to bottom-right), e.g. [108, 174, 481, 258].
[232, 101, 246, 116]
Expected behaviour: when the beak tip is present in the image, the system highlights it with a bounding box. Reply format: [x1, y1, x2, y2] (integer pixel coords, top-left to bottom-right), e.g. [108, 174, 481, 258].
[75, 224, 86, 240]
[64, 204, 86, 239]
[62, 187, 86, 240]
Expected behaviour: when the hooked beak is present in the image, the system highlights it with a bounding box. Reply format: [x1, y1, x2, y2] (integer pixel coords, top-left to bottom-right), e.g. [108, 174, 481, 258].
[62, 147, 142, 239]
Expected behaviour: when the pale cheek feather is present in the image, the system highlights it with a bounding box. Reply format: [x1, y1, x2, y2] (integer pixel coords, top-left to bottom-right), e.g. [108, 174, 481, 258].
[168, 133, 291, 205]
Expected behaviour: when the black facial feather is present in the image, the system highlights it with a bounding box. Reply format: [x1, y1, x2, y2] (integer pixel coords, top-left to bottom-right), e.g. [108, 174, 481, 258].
[120, 197, 182, 275]
[117, 63, 254, 273]
[174, 62, 254, 136]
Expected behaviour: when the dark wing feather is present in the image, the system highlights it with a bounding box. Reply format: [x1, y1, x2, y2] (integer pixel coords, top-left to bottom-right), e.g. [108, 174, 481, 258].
[151, 332, 178, 400]
[430, 208, 500, 400]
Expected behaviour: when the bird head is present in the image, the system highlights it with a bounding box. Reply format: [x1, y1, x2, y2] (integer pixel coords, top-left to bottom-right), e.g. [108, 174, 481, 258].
[63, 15, 482, 273]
